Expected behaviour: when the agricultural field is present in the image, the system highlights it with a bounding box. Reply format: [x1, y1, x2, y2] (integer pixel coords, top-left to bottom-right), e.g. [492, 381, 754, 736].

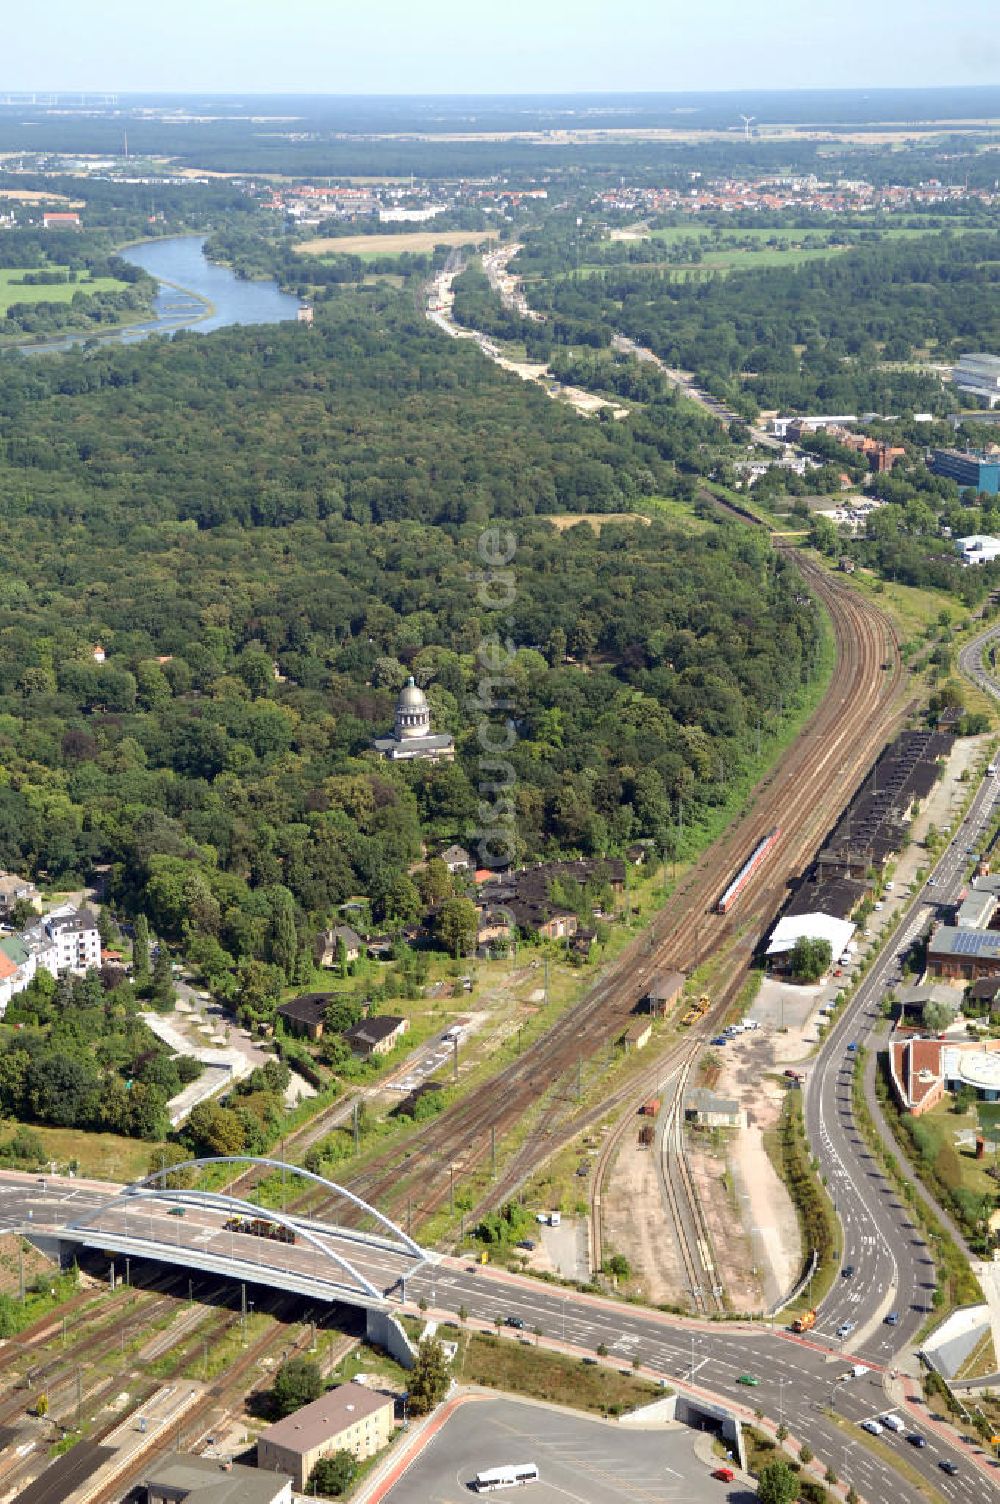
[0, 266, 130, 313]
[296, 229, 493, 258]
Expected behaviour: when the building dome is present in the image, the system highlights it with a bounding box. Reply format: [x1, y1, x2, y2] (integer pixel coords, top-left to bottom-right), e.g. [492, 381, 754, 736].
[395, 676, 431, 740]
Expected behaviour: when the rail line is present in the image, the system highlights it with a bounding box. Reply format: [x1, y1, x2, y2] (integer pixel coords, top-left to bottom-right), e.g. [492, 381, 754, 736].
[247, 543, 907, 1318]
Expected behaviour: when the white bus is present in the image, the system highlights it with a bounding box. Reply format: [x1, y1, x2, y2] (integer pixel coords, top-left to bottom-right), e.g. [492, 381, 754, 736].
[473, 1463, 540, 1492]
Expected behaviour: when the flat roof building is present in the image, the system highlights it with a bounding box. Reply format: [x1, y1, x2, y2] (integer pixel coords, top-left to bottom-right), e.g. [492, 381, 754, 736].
[257, 1382, 395, 1492]
[143, 1451, 292, 1504]
[955, 353, 1000, 409]
[931, 448, 1000, 496]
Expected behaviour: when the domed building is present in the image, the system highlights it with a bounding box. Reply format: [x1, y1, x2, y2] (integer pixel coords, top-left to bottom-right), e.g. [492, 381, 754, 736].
[373, 677, 454, 763]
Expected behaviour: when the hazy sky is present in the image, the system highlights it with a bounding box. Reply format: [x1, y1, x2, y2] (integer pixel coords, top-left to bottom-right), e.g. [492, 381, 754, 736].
[5, 0, 999, 94]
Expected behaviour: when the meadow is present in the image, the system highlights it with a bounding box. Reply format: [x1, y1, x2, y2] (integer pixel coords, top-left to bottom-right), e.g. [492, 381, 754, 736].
[0, 265, 129, 313]
[296, 228, 493, 258]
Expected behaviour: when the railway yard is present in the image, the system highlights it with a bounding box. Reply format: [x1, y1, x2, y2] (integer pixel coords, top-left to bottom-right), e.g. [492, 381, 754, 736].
[2, 566, 999, 1504]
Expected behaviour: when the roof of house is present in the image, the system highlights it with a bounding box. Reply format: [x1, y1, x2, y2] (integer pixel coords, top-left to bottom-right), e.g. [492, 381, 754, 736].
[0, 950, 18, 982]
[344, 1015, 405, 1049]
[46, 910, 98, 936]
[0, 935, 30, 966]
[259, 1382, 393, 1453]
[623, 1018, 651, 1042]
[142, 1451, 290, 1504]
[276, 992, 335, 1027]
[440, 844, 471, 864]
[0, 873, 36, 899]
[326, 925, 361, 948]
[970, 976, 1000, 1002]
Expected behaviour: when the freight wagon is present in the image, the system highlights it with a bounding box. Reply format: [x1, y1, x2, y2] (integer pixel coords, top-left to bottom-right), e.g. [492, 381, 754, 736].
[716, 828, 781, 914]
[222, 1215, 296, 1245]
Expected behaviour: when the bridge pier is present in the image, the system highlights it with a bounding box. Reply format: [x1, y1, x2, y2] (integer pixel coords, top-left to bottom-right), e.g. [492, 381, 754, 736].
[366, 1307, 416, 1370]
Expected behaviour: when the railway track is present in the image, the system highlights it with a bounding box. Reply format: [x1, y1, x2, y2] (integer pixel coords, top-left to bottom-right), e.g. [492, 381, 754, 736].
[287, 548, 907, 1246]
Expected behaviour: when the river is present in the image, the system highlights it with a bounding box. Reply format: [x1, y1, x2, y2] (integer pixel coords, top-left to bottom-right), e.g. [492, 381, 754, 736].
[16, 235, 302, 354]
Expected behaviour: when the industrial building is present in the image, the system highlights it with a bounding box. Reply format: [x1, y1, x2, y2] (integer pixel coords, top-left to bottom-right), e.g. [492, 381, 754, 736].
[955, 535, 1000, 566]
[685, 1088, 745, 1129]
[954, 353, 1000, 409]
[930, 448, 1000, 496]
[143, 1452, 292, 1504]
[927, 926, 1000, 982]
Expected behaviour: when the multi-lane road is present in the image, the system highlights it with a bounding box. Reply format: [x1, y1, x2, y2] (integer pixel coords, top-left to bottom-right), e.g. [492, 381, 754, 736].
[0, 1172, 990, 1503]
[807, 758, 999, 1359]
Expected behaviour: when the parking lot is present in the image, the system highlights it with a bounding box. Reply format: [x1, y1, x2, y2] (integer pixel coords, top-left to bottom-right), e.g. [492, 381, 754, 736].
[380, 1395, 738, 1503]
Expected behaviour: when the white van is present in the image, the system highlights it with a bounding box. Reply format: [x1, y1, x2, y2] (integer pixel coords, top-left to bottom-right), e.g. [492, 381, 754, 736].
[882, 1414, 904, 1433]
[549, 1211, 561, 1228]
[861, 1419, 884, 1436]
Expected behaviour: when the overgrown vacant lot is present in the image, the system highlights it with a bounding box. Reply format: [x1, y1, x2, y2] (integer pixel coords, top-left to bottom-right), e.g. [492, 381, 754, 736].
[456, 1330, 663, 1415]
[296, 229, 491, 257]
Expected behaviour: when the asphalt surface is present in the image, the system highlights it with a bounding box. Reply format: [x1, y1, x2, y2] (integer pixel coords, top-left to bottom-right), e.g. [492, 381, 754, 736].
[1, 1174, 987, 1502]
[380, 1396, 726, 1504]
[806, 756, 999, 1361]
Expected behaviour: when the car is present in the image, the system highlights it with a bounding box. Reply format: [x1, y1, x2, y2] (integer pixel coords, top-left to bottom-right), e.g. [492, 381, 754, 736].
[712, 1467, 735, 1483]
[939, 1460, 959, 1475]
[874, 902, 884, 911]
[861, 1419, 884, 1436]
[505, 1315, 526, 1329]
[928, 877, 938, 887]
[907, 1433, 927, 1448]
[846, 1041, 858, 1052]
[736, 1373, 759, 1386]
[711, 1035, 728, 1046]
[884, 1311, 900, 1325]
[167, 1206, 186, 1217]
[837, 1321, 855, 1339]
[515, 1239, 536, 1251]
[842, 1265, 856, 1279]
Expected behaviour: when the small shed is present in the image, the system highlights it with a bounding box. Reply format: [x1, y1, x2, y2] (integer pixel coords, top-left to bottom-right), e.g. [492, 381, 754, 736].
[623, 1018, 652, 1052]
[685, 1088, 746, 1129]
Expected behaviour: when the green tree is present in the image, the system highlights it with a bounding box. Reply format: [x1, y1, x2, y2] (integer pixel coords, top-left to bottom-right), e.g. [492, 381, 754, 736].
[132, 915, 151, 984]
[186, 1100, 246, 1158]
[307, 1450, 357, 1497]
[147, 1142, 195, 1189]
[788, 936, 833, 984]
[268, 885, 298, 982]
[435, 897, 478, 958]
[273, 1356, 323, 1417]
[757, 1459, 799, 1504]
[408, 1335, 450, 1415]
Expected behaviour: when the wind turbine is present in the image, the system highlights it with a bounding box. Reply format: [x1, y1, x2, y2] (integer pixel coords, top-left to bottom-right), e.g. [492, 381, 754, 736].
[740, 114, 756, 141]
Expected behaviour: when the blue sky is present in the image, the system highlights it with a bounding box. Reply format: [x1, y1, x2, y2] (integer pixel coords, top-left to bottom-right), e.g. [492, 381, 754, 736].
[5, 0, 999, 94]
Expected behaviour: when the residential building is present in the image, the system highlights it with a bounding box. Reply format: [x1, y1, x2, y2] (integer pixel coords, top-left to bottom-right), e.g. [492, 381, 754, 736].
[257, 1382, 395, 1490]
[0, 937, 36, 1016]
[954, 353, 1000, 409]
[275, 992, 336, 1041]
[685, 1088, 746, 1129]
[0, 872, 41, 918]
[373, 678, 454, 763]
[143, 1451, 292, 1504]
[439, 844, 472, 873]
[316, 926, 362, 967]
[42, 211, 81, 229]
[41, 909, 101, 973]
[344, 1015, 408, 1058]
[927, 926, 1000, 981]
[931, 448, 1000, 496]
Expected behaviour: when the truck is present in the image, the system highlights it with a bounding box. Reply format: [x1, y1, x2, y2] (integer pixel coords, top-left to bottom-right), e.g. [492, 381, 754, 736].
[791, 1309, 817, 1334]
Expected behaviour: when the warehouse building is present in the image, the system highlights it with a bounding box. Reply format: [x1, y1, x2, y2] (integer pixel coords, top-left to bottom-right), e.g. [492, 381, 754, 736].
[927, 926, 1000, 982]
[955, 353, 1000, 409]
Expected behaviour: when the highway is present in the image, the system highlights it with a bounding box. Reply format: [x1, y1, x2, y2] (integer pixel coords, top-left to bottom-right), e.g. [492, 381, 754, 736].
[806, 756, 998, 1359]
[0, 1173, 990, 1502]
